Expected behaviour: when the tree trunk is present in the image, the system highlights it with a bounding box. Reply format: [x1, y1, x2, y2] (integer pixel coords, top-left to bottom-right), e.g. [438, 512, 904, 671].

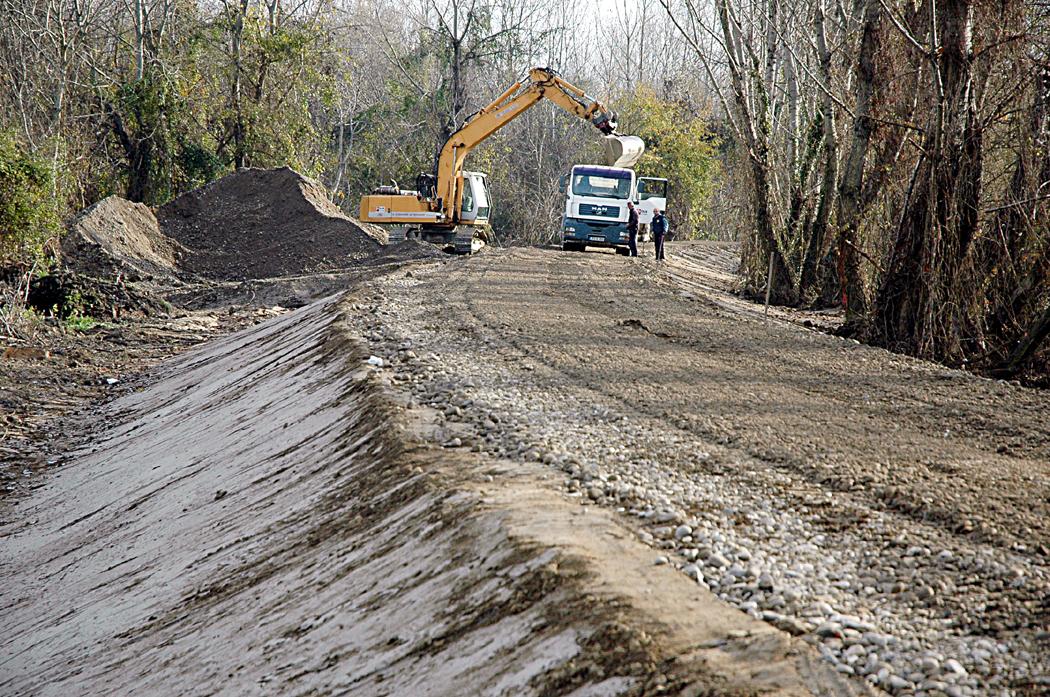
[871, 0, 982, 360]
[109, 106, 152, 203]
[231, 0, 250, 169]
[981, 66, 1050, 347]
[717, 0, 796, 304]
[993, 302, 1050, 378]
[748, 150, 796, 304]
[834, 0, 881, 323]
[799, 0, 838, 304]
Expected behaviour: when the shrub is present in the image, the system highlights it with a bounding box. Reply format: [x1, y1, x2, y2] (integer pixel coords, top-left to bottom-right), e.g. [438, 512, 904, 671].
[0, 131, 61, 268]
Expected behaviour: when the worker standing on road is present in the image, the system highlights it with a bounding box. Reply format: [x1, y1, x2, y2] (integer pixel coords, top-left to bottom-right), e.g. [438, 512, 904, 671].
[627, 202, 639, 257]
[652, 209, 668, 261]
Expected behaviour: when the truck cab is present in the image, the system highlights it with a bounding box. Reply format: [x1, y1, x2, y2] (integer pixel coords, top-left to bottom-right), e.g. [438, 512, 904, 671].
[559, 165, 668, 253]
[636, 176, 669, 225]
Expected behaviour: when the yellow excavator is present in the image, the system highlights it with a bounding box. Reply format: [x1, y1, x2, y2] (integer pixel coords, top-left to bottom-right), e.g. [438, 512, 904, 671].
[359, 67, 643, 253]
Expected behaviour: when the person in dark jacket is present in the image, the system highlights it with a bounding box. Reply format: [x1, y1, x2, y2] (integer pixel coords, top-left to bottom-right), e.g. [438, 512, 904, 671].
[626, 202, 639, 257]
[652, 209, 668, 261]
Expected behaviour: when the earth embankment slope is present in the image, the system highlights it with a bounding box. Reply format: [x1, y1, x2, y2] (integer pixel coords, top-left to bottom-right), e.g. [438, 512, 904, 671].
[0, 287, 860, 696]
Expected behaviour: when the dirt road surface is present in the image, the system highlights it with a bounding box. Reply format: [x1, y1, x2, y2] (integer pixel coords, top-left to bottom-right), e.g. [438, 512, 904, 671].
[2, 242, 1048, 696]
[346, 243, 1050, 695]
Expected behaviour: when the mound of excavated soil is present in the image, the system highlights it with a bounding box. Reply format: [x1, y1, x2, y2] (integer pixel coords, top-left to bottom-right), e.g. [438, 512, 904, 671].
[158, 167, 383, 280]
[61, 196, 182, 282]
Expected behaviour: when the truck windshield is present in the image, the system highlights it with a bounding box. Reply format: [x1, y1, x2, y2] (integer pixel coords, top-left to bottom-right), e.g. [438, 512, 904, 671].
[572, 173, 631, 200]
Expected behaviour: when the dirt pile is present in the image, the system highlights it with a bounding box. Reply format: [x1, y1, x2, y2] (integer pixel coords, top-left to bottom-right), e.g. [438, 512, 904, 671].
[61, 196, 182, 282]
[158, 167, 384, 280]
[36, 197, 181, 318]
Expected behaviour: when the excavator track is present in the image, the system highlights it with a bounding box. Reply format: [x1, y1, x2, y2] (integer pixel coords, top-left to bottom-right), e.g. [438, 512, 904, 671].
[452, 227, 485, 255]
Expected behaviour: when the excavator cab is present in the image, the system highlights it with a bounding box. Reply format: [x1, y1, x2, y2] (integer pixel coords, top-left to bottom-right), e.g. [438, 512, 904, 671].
[458, 172, 491, 224]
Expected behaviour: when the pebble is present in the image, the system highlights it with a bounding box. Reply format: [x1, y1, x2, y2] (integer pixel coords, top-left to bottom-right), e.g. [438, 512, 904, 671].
[816, 622, 843, 638]
[773, 616, 811, 636]
[708, 553, 730, 568]
[887, 675, 912, 690]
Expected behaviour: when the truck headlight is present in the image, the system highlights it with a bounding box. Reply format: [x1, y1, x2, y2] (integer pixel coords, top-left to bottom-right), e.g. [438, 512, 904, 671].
[565, 226, 576, 233]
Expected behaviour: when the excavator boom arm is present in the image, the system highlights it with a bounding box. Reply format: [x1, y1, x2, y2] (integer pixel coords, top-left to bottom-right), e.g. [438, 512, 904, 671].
[435, 68, 618, 223]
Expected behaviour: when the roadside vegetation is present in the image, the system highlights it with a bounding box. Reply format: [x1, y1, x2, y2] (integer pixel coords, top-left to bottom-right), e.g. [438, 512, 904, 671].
[0, 131, 60, 269]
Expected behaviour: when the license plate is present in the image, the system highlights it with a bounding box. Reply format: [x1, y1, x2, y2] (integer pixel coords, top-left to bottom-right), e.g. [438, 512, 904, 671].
[588, 235, 605, 241]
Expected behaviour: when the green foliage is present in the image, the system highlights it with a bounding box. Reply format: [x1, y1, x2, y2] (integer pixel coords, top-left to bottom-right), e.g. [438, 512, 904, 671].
[64, 314, 99, 331]
[615, 87, 721, 239]
[84, 6, 336, 207]
[198, 9, 335, 176]
[341, 73, 443, 199]
[177, 141, 225, 189]
[108, 73, 181, 203]
[0, 131, 61, 267]
[58, 289, 115, 330]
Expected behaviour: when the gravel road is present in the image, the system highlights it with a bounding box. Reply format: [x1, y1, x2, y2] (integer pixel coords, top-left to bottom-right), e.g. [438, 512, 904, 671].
[347, 242, 1050, 696]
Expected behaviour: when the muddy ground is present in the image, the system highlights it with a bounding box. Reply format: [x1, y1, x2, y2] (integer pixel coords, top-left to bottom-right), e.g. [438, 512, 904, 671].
[2, 240, 1048, 696]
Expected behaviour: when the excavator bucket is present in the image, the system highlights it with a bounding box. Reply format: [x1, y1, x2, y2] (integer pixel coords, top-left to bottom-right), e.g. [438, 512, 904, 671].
[602, 135, 645, 168]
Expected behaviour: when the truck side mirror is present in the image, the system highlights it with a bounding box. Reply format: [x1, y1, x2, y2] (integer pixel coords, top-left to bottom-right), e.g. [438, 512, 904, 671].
[558, 175, 567, 194]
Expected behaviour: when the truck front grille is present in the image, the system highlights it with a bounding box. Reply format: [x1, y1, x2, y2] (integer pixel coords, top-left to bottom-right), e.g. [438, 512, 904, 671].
[578, 203, 620, 218]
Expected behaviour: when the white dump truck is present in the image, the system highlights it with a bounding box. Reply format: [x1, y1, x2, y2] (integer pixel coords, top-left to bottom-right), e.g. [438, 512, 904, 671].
[559, 164, 669, 254]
